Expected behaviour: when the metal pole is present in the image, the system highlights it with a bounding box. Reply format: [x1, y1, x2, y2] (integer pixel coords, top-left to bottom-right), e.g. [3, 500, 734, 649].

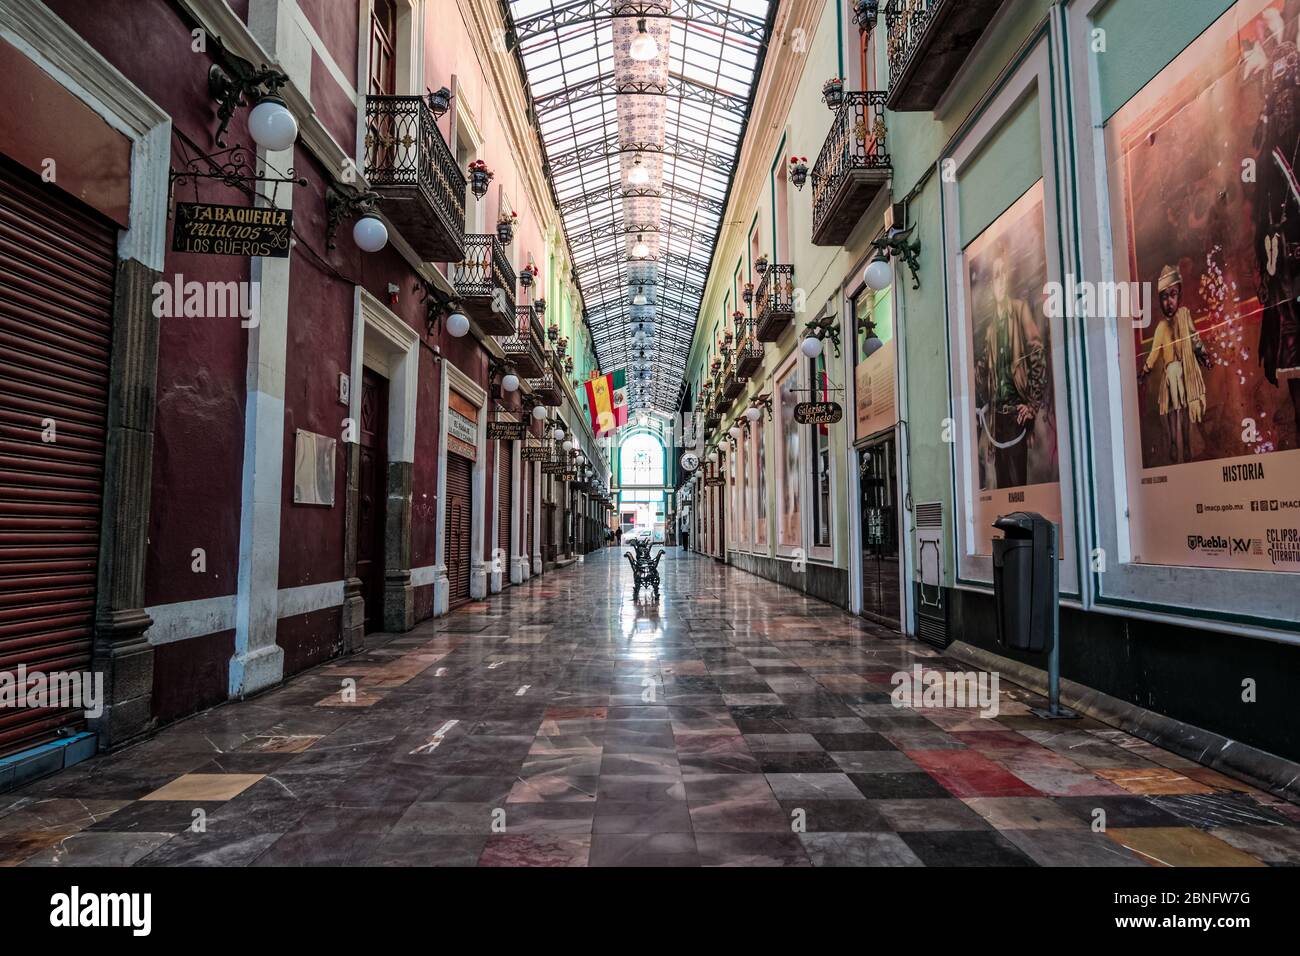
[1033, 521, 1077, 720]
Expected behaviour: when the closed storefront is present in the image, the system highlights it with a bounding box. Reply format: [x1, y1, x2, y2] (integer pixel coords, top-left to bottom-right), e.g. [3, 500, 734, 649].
[497, 438, 512, 586]
[0, 157, 116, 755]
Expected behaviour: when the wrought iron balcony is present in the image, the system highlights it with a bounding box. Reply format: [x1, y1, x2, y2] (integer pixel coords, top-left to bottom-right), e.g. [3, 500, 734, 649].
[886, 0, 1008, 111]
[530, 350, 561, 405]
[499, 305, 545, 378]
[364, 95, 466, 262]
[722, 370, 745, 403]
[755, 263, 796, 342]
[810, 91, 890, 247]
[735, 319, 764, 378]
[702, 397, 720, 430]
[453, 234, 516, 335]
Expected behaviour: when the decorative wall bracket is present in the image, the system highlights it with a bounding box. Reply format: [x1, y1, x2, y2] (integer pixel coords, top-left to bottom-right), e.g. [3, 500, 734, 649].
[169, 138, 306, 197]
[871, 223, 921, 290]
[326, 183, 382, 249]
[207, 34, 290, 148]
[803, 314, 843, 359]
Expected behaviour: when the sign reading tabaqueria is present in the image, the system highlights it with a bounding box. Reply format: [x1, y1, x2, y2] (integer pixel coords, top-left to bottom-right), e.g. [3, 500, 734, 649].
[173, 201, 292, 258]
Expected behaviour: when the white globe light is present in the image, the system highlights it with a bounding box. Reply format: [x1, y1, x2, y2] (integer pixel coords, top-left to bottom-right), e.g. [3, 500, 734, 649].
[629, 20, 659, 61]
[627, 161, 651, 185]
[501, 373, 519, 392]
[552, 427, 565, 441]
[352, 214, 388, 253]
[707, 451, 718, 463]
[745, 405, 761, 422]
[562, 439, 574, 452]
[728, 426, 741, 439]
[800, 334, 824, 358]
[532, 403, 548, 421]
[445, 310, 470, 337]
[864, 256, 894, 291]
[631, 235, 650, 258]
[247, 96, 298, 151]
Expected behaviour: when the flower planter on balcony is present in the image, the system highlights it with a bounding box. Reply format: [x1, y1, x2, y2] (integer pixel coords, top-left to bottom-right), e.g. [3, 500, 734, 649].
[453, 233, 516, 334]
[364, 95, 466, 262]
[810, 91, 891, 247]
[886, 0, 1008, 111]
[755, 263, 796, 342]
[499, 305, 545, 377]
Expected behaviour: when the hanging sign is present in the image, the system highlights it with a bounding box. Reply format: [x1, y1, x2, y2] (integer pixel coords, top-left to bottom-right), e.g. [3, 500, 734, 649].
[521, 442, 549, 461]
[172, 201, 292, 258]
[705, 474, 724, 487]
[487, 420, 527, 441]
[795, 401, 843, 425]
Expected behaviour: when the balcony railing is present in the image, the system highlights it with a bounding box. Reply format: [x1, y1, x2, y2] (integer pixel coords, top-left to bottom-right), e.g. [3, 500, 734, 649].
[755, 263, 795, 342]
[735, 319, 765, 378]
[364, 95, 466, 262]
[886, 0, 1008, 111]
[722, 364, 745, 402]
[499, 305, 545, 377]
[530, 350, 561, 405]
[810, 91, 890, 247]
[453, 234, 516, 335]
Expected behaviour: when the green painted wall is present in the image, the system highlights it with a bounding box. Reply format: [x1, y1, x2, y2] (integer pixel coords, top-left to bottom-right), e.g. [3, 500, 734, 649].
[1093, 0, 1235, 120]
[957, 90, 1043, 248]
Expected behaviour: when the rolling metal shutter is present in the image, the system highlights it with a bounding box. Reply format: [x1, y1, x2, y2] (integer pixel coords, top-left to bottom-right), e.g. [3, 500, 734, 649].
[445, 452, 472, 607]
[497, 440, 511, 583]
[0, 158, 116, 756]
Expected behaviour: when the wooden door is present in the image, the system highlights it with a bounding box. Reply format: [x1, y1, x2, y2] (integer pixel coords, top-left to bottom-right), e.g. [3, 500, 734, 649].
[358, 369, 389, 633]
[445, 452, 472, 607]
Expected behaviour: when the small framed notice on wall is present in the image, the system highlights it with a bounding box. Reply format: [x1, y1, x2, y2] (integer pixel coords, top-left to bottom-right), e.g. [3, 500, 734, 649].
[293, 429, 336, 506]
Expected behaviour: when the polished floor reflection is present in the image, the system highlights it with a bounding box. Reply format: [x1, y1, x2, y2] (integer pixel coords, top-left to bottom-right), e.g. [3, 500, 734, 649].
[3, 549, 1298, 867]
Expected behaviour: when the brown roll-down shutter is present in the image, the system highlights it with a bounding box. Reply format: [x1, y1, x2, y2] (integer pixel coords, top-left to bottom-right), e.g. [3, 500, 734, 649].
[444, 452, 473, 608]
[0, 158, 116, 756]
[496, 439, 511, 581]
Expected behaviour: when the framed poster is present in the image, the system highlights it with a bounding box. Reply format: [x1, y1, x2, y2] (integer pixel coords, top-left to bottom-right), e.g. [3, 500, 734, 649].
[1104, 0, 1300, 573]
[961, 180, 1062, 555]
[775, 357, 802, 552]
[941, 33, 1081, 595]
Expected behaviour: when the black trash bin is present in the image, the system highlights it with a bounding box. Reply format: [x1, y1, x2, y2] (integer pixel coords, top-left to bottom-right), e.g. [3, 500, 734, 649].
[991, 512, 1057, 652]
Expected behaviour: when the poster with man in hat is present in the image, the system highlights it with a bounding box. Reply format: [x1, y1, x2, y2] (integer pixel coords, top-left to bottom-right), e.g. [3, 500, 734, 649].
[1138, 263, 1212, 466]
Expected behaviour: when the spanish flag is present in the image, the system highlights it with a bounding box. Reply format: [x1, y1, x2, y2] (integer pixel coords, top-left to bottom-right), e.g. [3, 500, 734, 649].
[584, 369, 627, 435]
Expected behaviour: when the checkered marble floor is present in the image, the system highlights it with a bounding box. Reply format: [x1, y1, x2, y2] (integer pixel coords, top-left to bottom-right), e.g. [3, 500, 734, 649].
[3, 550, 1298, 867]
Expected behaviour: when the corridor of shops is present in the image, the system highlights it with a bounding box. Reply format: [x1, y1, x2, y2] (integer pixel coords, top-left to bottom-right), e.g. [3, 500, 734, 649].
[3, 0, 1300, 893]
[1, 548, 1295, 868]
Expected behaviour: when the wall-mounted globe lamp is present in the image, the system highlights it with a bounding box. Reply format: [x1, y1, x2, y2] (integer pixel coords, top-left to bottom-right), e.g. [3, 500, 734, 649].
[866, 222, 921, 291]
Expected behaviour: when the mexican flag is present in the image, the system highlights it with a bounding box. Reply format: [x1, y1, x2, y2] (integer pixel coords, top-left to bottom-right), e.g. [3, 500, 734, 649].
[584, 369, 627, 435]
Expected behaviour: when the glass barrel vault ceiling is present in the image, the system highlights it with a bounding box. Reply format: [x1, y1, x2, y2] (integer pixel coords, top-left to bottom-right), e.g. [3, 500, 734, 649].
[505, 0, 775, 414]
